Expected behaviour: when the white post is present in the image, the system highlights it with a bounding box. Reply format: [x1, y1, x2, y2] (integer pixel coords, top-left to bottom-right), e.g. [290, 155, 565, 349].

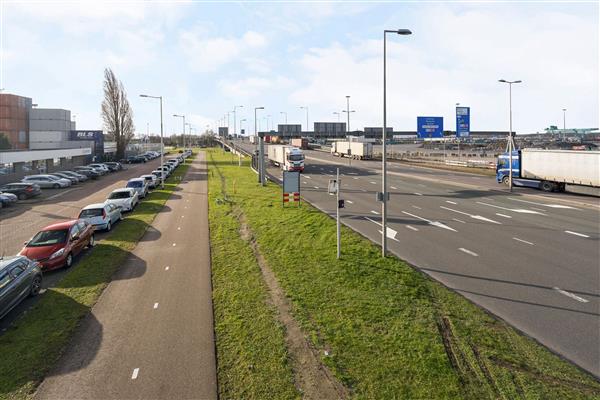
[336, 167, 340, 259]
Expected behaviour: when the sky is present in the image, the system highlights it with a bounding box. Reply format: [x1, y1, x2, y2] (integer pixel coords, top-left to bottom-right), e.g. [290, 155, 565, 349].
[1, 0, 598, 137]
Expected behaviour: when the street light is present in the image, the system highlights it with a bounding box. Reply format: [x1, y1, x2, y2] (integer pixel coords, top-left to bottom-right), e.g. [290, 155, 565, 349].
[255, 106, 265, 185]
[173, 114, 186, 149]
[233, 105, 243, 136]
[333, 111, 341, 122]
[343, 95, 356, 133]
[498, 79, 522, 193]
[267, 115, 272, 131]
[381, 28, 412, 257]
[140, 94, 165, 189]
[240, 118, 247, 135]
[280, 111, 288, 124]
[562, 108, 567, 131]
[300, 106, 309, 132]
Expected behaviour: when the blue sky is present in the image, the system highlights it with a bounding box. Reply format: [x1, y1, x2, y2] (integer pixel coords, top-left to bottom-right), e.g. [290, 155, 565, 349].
[1, 0, 598, 136]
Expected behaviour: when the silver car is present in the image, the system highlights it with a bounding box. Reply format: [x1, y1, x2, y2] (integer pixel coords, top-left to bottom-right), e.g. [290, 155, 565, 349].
[22, 174, 71, 189]
[50, 172, 79, 184]
[140, 174, 158, 189]
[126, 178, 149, 199]
[78, 202, 123, 231]
[0, 256, 42, 319]
[106, 188, 139, 212]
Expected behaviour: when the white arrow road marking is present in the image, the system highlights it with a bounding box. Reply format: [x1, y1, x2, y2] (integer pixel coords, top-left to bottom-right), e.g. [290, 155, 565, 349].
[440, 206, 501, 224]
[458, 248, 478, 257]
[565, 230, 590, 238]
[402, 211, 457, 232]
[131, 368, 139, 380]
[378, 229, 400, 242]
[509, 198, 580, 210]
[513, 237, 534, 245]
[554, 287, 589, 303]
[476, 202, 546, 215]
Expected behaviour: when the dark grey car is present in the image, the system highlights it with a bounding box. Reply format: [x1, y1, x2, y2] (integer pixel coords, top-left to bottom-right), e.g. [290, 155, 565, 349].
[0, 256, 42, 319]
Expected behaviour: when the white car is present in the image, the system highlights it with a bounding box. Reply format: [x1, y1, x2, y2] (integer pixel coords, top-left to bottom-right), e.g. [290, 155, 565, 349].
[78, 202, 123, 231]
[140, 174, 158, 189]
[88, 163, 110, 174]
[22, 174, 71, 189]
[105, 188, 139, 212]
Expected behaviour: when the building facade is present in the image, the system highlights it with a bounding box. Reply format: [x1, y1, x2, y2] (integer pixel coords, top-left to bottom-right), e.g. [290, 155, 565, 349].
[0, 93, 33, 149]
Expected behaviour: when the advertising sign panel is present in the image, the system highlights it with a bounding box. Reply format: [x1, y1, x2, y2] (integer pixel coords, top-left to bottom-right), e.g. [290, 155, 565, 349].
[417, 117, 443, 139]
[70, 130, 104, 159]
[456, 107, 470, 137]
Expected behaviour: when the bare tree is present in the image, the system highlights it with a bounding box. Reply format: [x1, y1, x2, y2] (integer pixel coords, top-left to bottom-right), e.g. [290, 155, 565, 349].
[101, 68, 134, 160]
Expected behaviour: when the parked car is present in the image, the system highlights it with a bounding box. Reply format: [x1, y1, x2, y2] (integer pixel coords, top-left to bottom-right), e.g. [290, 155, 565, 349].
[58, 171, 88, 182]
[78, 203, 123, 231]
[50, 172, 79, 184]
[87, 164, 109, 175]
[0, 256, 42, 319]
[126, 178, 149, 199]
[151, 170, 166, 182]
[105, 188, 139, 212]
[103, 162, 123, 171]
[126, 156, 146, 164]
[22, 174, 71, 189]
[0, 193, 17, 208]
[140, 174, 158, 189]
[0, 183, 42, 200]
[73, 166, 100, 179]
[19, 220, 95, 270]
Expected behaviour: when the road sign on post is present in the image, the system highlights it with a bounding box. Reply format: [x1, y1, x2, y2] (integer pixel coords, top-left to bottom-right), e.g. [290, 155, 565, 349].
[283, 171, 300, 206]
[417, 116, 444, 139]
[456, 107, 470, 137]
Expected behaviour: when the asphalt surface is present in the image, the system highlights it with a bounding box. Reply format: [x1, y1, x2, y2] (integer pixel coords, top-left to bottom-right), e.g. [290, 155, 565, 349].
[0, 158, 167, 332]
[35, 152, 217, 399]
[235, 141, 600, 378]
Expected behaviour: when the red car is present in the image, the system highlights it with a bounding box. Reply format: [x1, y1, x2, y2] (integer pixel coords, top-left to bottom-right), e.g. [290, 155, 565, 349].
[19, 220, 95, 271]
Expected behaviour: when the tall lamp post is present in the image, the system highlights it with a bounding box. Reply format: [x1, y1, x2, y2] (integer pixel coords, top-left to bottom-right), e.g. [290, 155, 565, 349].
[300, 106, 309, 132]
[140, 94, 165, 189]
[382, 28, 412, 257]
[173, 114, 185, 149]
[343, 95, 356, 133]
[233, 105, 243, 136]
[240, 118, 246, 136]
[498, 79, 522, 193]
[255, 106, 265, 185]
[333, 111, 340, 122]
[280, 111, 287, 124]
[562, 108, 567, 131]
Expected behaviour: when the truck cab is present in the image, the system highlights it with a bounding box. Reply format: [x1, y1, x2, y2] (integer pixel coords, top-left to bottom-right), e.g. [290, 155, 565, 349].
[286, 148, 305, 172]
[496, 151, 520, 185]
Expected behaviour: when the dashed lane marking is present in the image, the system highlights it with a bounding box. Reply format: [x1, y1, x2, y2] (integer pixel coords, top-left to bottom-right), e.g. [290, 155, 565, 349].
[390, 186, 398, 190]
[445, 200, 457, 205]
[314, 186, 320, 189]
[172, 243, 176, 247]
[554, 287, 589, 303]
[406, 225, 419, 231]
[347, 200, 353, 204]
[414, 193, 423, 196]
[370, 210, 380, 215]
[565, 230, 590, 238]
[131, 368, 139, 380]
[513, 237, 534, 245]
[412, 205, 422, 210]
[452, 218, 466, 224]
[153, 303, 159, 309]
[458, 247, 478, 257]
[165, 266, 170, 271]
[496, 213, 512, 218]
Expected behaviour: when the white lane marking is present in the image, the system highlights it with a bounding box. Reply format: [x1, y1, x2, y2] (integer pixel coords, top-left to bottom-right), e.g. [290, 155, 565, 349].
[390, 186, 398, 190]
[418, 183, 426, 187]
[370, 181, 376, 184]
[365, 216, 381, 227]
[353, 177, 359, 180]
[496, 213, 512, 219]
[303, 181, 307, 184]
[181, 215, 184, 218]
[305, 175, 311, 179]
[476, 202, 546, 215]
[346, 200, 353, 204]
[329, 193, 334, 196]
[402, 211, 457, 232]
[177, 227, 181, 230]
[554, 287, 589, 303]
[406, 225, 419, 231]
[531, 207, 545, 212]
[165, 266, 170, 271]
[370, 210, 380, 215]
[153, 303, 159, 309]
[445, 200, 457, 205]
[347, 172, 358, 175]
[131, 368, 140, 380]
[513, 237, 534, 245]
[314, 186, 320, 189]
[452, 218, 466, 224]
[412, 205, 422, 210]
[565, 230, 590, 238]
[378, 229, 400, 241]
[172, 243, 176, 246]
[46, 188, 79, 200]
[362, 189, 367, 192]
[414, 193, 423, 196]
[440, 206, 501, 225]
[458, 248, 478, 257]
[509, 198, 579, 210]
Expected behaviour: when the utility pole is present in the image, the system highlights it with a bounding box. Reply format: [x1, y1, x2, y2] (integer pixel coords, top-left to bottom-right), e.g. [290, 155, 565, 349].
[499, 79, 522, 193]
[255, 106, 265, 185]
[140, 94, 165, 188]
[233, 105, 243, 136]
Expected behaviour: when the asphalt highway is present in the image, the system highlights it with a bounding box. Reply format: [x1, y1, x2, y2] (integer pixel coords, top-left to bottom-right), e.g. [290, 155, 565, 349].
[235, 141, 600, 377]
[35, 152, 217, 399]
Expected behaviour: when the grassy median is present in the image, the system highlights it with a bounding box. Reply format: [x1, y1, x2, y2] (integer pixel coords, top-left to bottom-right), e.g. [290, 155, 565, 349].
[207, 148, 600, 399]
[0, 153, 194, 400]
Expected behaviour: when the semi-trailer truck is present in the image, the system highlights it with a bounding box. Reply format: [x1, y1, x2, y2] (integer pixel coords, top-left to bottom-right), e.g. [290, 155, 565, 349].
[267, 145, 305, 172]
[496, 149, 600, 192]
[331, 141, 373, 159]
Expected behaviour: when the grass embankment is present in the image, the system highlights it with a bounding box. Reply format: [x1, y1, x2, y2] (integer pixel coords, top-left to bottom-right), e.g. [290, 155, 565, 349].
[208, 153, 299, 399]
[0, 153, 194, 400]
[207, 148, 600, 399]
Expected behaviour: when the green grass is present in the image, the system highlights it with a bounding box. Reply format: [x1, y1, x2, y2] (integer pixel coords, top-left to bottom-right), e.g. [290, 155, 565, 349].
[0, 154, 194, 400]
[208, 153, 300, 399]
[207, 148, 600, 399]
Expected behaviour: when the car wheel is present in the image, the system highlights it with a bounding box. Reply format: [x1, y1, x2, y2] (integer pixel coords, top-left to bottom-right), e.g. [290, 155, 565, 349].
[106, 221, 112, 232]
[119, 213, 124, 221]
[53, 183, 60, 189]
[541, 181, 554, 192]
[65, 253, 73, 268]
[18, 193, 27, 200]
[88, 234, 95, 248]
[501, 176, 509, 185]
[29, 275, 42, 297]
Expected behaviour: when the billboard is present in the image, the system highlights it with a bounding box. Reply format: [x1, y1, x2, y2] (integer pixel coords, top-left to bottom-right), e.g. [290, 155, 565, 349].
[218, 127, 229, 137]
[417, 117, 443, 139]
[456, 107, 470, 137]
[70, 130, 104, 159]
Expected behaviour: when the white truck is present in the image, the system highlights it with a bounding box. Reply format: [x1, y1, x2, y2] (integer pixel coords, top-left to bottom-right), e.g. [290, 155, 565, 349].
[331, 141, 373, 160]
[496, 149, 600, 192]
[267, 145, 305, 172]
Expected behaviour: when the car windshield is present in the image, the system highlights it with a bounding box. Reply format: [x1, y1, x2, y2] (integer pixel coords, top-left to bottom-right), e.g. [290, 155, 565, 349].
[28, 229, 68, 247]
[127, 181, 142, 188]
[79, 208, 103, 218]
[143, 176, 152, 181]
[288, 154, 304, 161]
[109, 191, 131, 199]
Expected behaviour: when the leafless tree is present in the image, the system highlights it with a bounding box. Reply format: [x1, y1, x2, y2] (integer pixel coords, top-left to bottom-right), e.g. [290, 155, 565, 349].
[101, 68, 134, 160]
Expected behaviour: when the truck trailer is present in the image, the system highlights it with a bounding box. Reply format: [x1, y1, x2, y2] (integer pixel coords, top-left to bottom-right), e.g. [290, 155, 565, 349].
[496, 149, 600, 192]
[267, 145, 305, 172]
[290, 138, 309, 150]
[331, 141, 373, 160]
